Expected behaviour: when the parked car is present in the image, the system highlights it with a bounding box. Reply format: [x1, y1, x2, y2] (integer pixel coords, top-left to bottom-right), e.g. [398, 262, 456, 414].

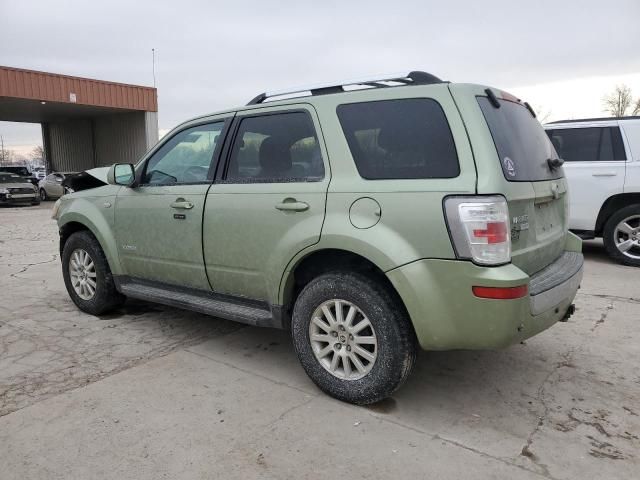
[33, 166, 46, 180]
[0, 165, 38, 186]
[0, 171, 39, 206]
[545, 117, 640, 266]
[39, 172, 75, 200]
[53, 71, 583, 404]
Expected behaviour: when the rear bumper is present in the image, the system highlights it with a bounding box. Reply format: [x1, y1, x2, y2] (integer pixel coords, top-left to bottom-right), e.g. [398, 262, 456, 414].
[529, 252, 583, 315]
[387, 249, 582, 351]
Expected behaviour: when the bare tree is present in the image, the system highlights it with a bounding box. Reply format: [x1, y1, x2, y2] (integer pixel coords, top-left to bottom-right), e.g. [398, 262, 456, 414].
[634, 98, 640, 116]
[0, 148, 16, 165]
[531, 104, 553, 124]
[30, 145, 44, 161]
[603, 84, 633, 117]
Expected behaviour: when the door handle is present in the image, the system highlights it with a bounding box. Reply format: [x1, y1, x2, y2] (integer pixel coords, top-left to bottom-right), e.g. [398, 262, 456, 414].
[592, 172, 617, 177]
[275, 198, 309, 212]
[170, 200, 194, 209]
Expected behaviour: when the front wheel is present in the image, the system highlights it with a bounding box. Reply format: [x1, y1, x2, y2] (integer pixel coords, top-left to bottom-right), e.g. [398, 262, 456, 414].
[603, 204, 640, 267]
[62, 231, 125, 315]
[291, 271, 417, 405]
[39, 189, 48, 201]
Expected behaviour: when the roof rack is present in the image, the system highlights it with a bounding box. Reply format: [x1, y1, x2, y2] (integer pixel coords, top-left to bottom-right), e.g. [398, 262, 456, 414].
[547, 115, 640, 124]
[246, 71, 443, 105]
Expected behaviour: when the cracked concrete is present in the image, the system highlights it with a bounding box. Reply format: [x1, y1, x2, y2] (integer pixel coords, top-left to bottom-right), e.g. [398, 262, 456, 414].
[1, 203, 639, 479]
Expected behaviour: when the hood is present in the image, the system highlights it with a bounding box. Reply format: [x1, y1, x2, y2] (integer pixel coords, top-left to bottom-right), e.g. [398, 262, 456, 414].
[0, 182, 36, 189]
[64, 167, 110, 192]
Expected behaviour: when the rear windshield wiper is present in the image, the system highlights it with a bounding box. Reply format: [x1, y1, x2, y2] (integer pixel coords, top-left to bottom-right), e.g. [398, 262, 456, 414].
[547, 157, 564, 170]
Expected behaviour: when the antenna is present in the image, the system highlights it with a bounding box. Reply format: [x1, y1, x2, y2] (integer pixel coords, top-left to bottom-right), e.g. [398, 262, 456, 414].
[152, 48, 156, 88]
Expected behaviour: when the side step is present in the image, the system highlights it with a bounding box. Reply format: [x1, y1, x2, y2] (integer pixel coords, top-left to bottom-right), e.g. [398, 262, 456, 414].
[115, 277, 277, 328]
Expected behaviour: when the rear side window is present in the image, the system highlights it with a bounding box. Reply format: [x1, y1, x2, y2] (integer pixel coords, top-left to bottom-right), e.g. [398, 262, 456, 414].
[477, 96, 561, 181]
[225, 111, 324, 183]
[546, 127, 626, 162]
[336, 98, 459, 180]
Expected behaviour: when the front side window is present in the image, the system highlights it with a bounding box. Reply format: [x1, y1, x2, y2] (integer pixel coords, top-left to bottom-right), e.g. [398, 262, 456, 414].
[225, 111, 324, 183]
[143, 122, 225, 185]
[546, 127, 626, 162]
[336, 98, 459, 180]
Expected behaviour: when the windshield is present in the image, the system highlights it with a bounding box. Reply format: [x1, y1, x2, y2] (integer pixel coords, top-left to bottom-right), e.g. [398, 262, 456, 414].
[0, 173, 25, 183]
[2, 166, 31, 176]
[477, 96, 562, 182]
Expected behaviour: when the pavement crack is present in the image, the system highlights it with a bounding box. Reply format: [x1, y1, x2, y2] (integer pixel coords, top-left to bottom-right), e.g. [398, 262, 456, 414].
[590, 301, 614, 332]
[519, 348, 576, 479]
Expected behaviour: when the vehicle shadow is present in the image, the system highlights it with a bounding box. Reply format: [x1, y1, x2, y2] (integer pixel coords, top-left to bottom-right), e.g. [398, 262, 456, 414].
[581, 239, 611, 264]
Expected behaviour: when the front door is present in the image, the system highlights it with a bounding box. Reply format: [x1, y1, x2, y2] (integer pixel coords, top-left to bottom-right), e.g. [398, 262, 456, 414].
[114, 117, 231, 289]
[203, 105, 329, 301]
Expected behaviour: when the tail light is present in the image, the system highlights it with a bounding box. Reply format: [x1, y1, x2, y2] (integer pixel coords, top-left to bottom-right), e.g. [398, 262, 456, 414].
[444, 196, 511, 265]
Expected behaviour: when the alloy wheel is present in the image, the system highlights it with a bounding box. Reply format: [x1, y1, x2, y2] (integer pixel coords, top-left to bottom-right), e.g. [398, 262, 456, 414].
[308, 299, 377, 380]
[69, 248, 97, 300]
[614, 215, 640, 260]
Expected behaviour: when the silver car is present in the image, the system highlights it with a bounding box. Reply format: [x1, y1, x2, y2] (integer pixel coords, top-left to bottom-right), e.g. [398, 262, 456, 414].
[38, 172, 75, 200]
[0, 172, 39, 206]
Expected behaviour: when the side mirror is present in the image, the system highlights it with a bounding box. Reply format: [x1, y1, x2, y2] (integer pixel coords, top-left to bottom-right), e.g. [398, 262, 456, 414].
[107, 163, 136, 186]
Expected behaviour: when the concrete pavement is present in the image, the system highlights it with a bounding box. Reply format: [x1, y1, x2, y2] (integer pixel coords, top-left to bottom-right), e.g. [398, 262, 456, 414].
[1, 203, 639, 479]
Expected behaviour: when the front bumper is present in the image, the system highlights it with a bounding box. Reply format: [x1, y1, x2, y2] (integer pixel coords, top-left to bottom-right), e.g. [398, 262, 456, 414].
[0, 193, 38, 204]
[387, 249, 583, 351]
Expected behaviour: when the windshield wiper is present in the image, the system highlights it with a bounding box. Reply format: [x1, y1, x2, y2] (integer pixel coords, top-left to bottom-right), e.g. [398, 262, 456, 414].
[547, 157, 564, 170]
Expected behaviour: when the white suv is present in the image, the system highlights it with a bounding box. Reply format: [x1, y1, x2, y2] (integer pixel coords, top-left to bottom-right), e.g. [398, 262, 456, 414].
[545, 117, 640, 266]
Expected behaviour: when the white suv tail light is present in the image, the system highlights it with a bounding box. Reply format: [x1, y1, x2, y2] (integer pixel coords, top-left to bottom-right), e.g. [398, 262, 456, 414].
[444, 196, 511, 265]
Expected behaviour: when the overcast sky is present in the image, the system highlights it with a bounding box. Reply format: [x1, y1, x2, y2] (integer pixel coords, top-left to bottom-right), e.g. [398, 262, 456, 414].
[2, 0, 640, 156]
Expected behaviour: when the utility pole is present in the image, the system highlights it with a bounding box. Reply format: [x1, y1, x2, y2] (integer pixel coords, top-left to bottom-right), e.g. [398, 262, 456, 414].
[0, 134, 4, 165]
[152, 48, 156, 88]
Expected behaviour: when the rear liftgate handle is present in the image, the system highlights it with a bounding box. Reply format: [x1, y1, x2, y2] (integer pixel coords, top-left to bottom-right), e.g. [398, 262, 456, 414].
[275, 198, 309, 212]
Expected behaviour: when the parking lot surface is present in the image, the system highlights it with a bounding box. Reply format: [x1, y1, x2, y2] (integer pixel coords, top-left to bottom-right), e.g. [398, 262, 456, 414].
[1, 203, 639, 479]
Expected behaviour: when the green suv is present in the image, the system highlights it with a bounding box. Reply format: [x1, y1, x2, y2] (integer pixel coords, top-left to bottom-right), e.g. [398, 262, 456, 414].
[54, 71, 583, 404]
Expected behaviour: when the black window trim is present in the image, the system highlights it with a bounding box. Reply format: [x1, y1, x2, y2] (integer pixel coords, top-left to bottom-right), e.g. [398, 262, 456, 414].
[136, 117, 234, 188]
[216, 108, 326, 184]
[546, 126, 627, 163]
[335, 96, 461, 181]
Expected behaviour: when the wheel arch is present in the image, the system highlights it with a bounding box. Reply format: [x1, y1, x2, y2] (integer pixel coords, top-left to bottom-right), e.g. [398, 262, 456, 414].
[58, 210, 122, 275]
[278, 247, 410, 329]
[595, 193, 640, 235]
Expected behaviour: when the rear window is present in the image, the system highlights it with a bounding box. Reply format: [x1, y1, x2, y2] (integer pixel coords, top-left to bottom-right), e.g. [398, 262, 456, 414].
[546, 127, 626, 162]
[477, 96, 561, 181]
[336, 98, 459, 180]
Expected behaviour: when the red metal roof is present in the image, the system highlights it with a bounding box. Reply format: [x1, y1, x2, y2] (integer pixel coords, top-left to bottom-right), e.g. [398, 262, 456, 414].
[0, 66, 157, 112]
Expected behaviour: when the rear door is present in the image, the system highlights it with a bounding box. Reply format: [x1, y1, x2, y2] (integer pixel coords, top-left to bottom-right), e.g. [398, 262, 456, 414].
[203, 104, 329, 301]
[545, 124, 627, 231]
[450, 84, 568, 275]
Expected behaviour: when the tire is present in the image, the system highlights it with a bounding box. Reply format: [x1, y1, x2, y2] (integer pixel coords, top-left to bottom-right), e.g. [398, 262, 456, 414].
[291, 271, 417, 405]
[603, 204, 640, 267]
[39, 189, 48, 201]
[62, 231, 125, 315]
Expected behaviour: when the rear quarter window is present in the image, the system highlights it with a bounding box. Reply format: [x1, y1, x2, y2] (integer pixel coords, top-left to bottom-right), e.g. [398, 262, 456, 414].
[546, 127, 626, 162]
[477, 96, 561, 181]
[336, 98, 459, 180]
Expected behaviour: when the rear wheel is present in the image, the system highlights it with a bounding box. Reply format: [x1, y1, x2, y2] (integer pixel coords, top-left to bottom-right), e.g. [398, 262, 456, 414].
[62, 231, 125, 314]
[603, 204, 640, 267]
[291, 271, 417, 404]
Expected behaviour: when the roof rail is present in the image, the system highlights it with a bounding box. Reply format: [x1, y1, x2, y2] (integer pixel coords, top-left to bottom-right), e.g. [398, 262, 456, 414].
[246, 71, 443, 105]
[547, 115, 640, 124]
